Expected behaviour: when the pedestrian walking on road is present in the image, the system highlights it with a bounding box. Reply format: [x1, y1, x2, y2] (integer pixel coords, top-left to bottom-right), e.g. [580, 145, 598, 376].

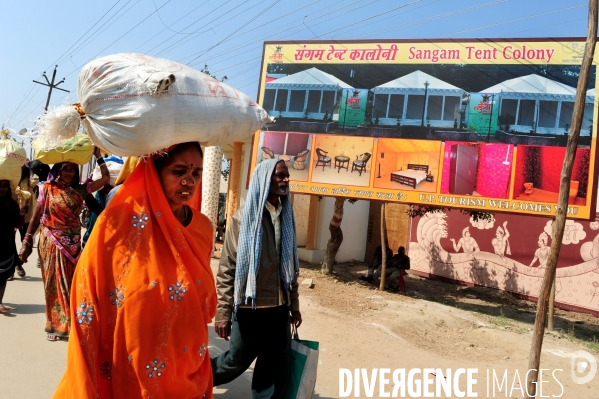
[14, 163, 37, 278]
[0, 180, 25, 313]
[212, 159, 302, 399]
[52, 142, 216, 399]
[19, 148, 110, 341]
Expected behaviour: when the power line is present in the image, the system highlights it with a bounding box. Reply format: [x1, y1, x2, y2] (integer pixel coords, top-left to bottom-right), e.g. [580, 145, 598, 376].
[187, 0, 282, 65]
[176, 0, 355, 63]
[154, 0, 267, 58]
[175, 0, 321, 63]
[329, 0, 443, 38]
[345, 0, 509, 38]
[63, 0, 141, 63]
[145, 0, 237, 56]
[49, 0, 126, 69]
[62, 0, 174, 80]
[10, 1, 136, 121]
[310, 0, 424, 39]
[440, 3, 585, 37]
[131, 0, 211, 53]
[151, 0, 198, 34]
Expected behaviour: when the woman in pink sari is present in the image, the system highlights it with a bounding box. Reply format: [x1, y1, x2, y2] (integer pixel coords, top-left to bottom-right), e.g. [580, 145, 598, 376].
[20, 149, 110, 341]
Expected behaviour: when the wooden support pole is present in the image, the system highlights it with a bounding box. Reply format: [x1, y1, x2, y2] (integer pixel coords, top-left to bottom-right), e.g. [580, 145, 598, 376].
[306, 195, 319, 250]
[548, 279, 556, 331]
[379, 202, 387, 291]
[526, 2, 597, 397]
[226, 142, 243, 226]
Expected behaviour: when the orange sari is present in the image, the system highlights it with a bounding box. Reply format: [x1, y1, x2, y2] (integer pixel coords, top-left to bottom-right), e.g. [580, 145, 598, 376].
[54, 159, 216, 399]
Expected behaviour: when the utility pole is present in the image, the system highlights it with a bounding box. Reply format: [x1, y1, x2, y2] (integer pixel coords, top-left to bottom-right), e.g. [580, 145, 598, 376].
[525, 1, 597, 397]
[33, 65, 70, 112]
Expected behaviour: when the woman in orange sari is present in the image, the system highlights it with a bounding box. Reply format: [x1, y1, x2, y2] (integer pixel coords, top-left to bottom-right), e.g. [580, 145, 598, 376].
[53, 142, 216, 399]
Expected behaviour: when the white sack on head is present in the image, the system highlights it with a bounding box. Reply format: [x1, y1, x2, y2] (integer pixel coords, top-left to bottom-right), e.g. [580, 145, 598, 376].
[92, 160, 123, 187]
[0, 130, 27, 190]
[77, 53, 272, 156]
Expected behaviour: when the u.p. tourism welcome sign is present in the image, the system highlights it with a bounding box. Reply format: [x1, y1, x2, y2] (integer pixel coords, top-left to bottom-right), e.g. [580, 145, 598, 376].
[253, 38, 599, 220]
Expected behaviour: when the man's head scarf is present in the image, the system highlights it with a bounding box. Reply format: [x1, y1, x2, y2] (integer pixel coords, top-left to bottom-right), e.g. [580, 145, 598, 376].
[234, 159, 299, 309]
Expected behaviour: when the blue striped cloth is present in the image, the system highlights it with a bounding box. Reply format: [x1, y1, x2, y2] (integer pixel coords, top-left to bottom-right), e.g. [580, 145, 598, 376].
[234, 159, 299, 309]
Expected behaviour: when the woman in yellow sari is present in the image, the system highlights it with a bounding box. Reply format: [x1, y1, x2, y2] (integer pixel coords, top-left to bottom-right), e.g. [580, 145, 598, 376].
[53, 142, 216, 398]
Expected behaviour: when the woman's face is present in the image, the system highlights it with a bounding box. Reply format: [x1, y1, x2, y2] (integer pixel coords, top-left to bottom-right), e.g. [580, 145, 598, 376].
[157, 146, 203, 209]
[59, 162, 78, 185]
[0, 180, 9, 197]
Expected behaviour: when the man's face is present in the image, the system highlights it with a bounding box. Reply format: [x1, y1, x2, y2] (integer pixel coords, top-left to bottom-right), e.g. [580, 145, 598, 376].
[398, 247, 405, 255]
[270, 162, 290, 196]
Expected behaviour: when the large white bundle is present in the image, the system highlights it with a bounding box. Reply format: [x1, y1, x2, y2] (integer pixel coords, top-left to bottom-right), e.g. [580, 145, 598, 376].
[72, 53, 271, 156]
[91, 160, 123, 187]
[0, 130, 27, 190]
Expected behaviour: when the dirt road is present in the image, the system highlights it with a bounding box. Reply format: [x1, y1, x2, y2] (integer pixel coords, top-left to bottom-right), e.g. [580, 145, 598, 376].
[3, 242, 598, 398]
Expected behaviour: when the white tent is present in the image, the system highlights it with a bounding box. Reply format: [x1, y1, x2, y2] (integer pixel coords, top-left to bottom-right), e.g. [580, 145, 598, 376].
[482, 74, 593, 134]
[263, 67, 353, 119]
[372, 70, 466, 127]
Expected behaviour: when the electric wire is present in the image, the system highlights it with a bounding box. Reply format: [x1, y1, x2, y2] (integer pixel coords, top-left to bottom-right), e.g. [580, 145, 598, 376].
[154, 0, 268, 58]
[186, 0, 282, 65]
[440, 3, 586, 37]
[144, 0, 237, 56]
[131, 0, 211, 53]
[49, 0, 126, 69]
[176, 0, 360, 63]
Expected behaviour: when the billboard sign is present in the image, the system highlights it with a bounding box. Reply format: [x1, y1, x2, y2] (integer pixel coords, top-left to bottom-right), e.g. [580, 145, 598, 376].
[339, 88, 368, 127]
[254, 39, 599, 220]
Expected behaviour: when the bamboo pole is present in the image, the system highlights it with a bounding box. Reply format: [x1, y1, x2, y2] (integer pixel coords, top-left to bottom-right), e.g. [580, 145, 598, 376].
[526, 2, 597, 396]
[547, 279, 556, 331]
[379, 203, 387, 291]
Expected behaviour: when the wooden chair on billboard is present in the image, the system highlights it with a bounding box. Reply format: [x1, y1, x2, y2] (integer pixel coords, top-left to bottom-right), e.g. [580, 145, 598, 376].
[351, 152, 371, 176]
[315, 148, 331, 171]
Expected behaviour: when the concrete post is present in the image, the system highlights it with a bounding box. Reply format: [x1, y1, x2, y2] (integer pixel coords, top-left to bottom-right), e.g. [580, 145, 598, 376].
[201, 145, 223, 231]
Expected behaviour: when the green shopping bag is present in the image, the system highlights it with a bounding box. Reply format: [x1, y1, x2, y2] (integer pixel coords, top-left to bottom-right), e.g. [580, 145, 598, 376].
[283, 327, 319, 399]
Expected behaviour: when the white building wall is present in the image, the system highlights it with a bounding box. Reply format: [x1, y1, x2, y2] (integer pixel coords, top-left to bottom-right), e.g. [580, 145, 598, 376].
[314, 197, 370, 262]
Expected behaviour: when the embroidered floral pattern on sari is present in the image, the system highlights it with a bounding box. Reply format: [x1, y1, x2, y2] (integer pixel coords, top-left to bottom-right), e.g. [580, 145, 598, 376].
[76, 301, 95, 325]
[168, 281, 187, 301]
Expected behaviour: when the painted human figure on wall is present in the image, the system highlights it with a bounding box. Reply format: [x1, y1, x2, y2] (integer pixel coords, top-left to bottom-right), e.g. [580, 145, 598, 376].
[450, 227, 480, 254]
[492, 221, 511, 260]
[529, 232, 550, 268]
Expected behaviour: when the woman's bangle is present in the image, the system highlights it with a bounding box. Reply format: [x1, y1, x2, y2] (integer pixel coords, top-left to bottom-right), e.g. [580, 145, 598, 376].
[25, 233, 34, 239]
[96, 157, 106, 166]
[22, 240, 32, 247]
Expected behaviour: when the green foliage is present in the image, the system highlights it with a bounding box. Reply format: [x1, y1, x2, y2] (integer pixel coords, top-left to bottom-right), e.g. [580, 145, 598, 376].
[200, 64, 228, 82]
[221, 159, 230, 182]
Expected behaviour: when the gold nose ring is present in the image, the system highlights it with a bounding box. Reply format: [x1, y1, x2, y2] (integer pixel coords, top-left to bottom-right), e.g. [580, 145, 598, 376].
[182, 179, 187, 185]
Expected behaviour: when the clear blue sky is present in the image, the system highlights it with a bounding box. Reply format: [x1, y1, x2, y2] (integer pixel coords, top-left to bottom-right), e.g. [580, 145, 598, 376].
[0, 0, 590, 136]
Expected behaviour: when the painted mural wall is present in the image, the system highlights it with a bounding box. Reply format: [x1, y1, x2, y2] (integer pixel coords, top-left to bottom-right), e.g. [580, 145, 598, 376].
[409, 211, 599, 316]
